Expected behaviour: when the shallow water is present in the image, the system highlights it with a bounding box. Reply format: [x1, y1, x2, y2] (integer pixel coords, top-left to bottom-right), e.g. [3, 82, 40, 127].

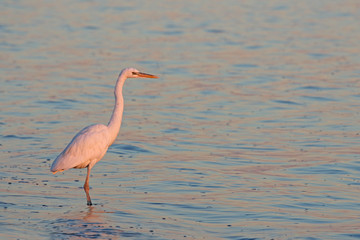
[1, 0, 360, 239]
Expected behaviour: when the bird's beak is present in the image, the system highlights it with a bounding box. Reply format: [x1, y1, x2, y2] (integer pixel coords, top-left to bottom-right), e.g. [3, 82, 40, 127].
[134, 72, 158, 78]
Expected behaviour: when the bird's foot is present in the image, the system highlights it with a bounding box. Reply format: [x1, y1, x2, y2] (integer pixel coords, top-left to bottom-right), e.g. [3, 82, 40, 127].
[87, 201, 93, 206]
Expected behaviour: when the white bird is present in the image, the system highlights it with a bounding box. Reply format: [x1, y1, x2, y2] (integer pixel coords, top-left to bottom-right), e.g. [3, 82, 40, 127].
[51, 68, 158, 205]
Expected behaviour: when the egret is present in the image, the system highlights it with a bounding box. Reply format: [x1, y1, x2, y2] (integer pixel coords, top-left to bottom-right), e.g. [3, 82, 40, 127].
[51, 68, 158, 206]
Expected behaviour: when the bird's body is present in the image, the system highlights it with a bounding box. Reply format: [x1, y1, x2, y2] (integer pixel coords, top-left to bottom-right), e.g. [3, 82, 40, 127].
[51, 124, 110, 172]
[51, 68, 158, 205]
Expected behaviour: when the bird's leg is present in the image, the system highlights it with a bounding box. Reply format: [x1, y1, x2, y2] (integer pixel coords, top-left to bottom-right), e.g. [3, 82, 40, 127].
[84, 166, 92, 206]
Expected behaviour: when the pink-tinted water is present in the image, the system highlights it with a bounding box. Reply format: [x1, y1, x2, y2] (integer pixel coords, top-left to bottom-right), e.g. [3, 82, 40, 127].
[1, 1, 360, 239]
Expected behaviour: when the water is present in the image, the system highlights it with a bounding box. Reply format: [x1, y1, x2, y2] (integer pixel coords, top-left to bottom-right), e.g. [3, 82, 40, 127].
[1, 0, 360, 239]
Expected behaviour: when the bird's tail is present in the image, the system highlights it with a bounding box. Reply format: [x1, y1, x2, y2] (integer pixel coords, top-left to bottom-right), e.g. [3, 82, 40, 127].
[51, 169, 63, 174]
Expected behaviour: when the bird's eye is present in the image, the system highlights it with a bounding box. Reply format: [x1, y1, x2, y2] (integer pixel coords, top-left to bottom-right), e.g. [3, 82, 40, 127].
[132, 72, 138, 75]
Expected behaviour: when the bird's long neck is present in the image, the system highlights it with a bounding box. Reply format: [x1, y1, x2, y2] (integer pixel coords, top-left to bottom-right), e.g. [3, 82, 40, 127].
[107, 73, 126, 146]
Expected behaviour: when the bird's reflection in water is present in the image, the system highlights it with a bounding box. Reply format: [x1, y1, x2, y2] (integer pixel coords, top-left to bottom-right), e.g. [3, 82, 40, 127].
[54, 206, 125, 239]
[81, 205, 116, 223]
[83, 205, 97, 222]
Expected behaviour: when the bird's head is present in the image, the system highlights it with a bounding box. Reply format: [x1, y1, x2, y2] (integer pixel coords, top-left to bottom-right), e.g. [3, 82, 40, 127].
[121, 68, 158, 79]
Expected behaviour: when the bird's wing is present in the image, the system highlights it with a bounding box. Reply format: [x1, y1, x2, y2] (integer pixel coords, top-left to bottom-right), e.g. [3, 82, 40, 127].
[51, 124, 110, 172]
